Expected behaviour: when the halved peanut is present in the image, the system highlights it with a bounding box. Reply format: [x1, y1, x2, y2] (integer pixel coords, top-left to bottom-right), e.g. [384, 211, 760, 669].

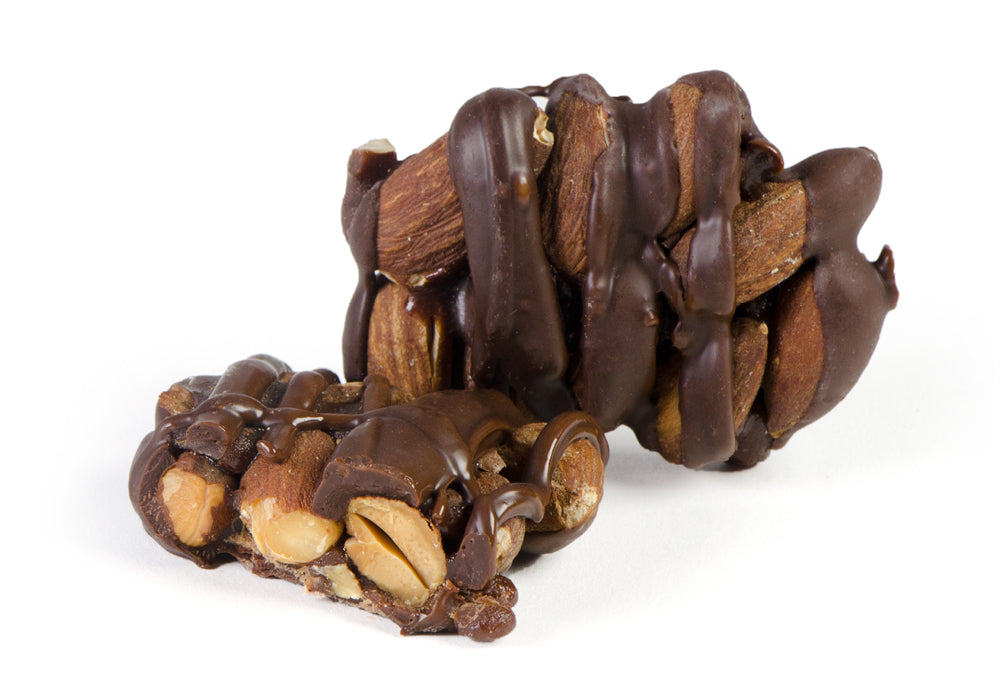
[159, 453, 235, 547]
[344, 497, 446, 607]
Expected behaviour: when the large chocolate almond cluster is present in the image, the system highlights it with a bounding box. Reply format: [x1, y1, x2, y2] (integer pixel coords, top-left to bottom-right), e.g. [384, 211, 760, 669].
[343, 71, 897, 469]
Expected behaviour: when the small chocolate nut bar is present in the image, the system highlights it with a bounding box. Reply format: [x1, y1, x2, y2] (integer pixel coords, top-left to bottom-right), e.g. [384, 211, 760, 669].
[130, 355, 607, 640]
[340, 71, 897, 470]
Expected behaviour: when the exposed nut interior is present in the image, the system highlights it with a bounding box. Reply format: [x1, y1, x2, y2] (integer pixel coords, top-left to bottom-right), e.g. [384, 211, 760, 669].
[359, 138, 395, 154]
[160, 466, 228, 547]
[551, 438, 603, 530]
[313, 563, 364, 600]
[533, 111, 554, 147]
[242, 497, 343, 565]
[344, 496, 446, 607]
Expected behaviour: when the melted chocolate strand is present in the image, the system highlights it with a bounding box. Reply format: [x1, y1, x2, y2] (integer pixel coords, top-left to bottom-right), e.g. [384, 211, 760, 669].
[447, 88, 574, 418]
[184, 354, 289, 466]
[542, 73, 778, 467]
[519, 410, 610, 554]
[311, 389, 522, 521]
[257, 369, 337, 461]
[544, 75, 677, 445]
[669, 72, 742, 467]
[341, 139, 401, 382]
[342, 186, 383, 383]
[522, 410, 610, 490]
[449, 409, 608, 586]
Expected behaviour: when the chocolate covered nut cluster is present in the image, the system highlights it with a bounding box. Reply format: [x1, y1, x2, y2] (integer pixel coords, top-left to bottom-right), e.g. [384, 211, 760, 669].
[130, 355, 607, 641]
[342, 71, 898, 469]
[129, 71, 897, 640]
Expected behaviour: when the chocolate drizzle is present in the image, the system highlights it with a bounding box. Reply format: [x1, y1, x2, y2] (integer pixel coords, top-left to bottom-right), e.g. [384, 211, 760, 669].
[130, 356, 608, 638]
[310, 389, 607, 589]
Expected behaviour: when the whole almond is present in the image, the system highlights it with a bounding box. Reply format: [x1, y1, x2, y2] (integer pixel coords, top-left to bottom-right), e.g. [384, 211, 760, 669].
[670, 179, 808, 306]
[366, 281, 450, 401]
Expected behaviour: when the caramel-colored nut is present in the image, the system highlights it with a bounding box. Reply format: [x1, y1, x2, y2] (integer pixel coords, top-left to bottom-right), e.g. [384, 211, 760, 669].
[541, 437, 603, 533]
[314, 381, 364, 412]
[730, 318, 769, 430]
[539, 89, 610, 277]
[313, 563, 364, 600]
[344, 496, 447, 607]
[158, 453, 235, 547]
[474, 448, 507, 475]
[493, 518, 526, 574]
[241, 497, 343, 565]
[664, 81, 701, 237]
[156, 384, 196, 418]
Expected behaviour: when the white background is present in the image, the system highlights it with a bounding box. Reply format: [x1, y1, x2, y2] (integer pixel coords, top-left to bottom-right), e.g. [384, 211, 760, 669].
[2, 1, 997, 697]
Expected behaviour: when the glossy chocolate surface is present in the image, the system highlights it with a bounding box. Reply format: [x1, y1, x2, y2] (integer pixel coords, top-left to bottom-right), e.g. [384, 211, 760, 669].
[130, 356, 607, 638]
[341, 71, 895, 469]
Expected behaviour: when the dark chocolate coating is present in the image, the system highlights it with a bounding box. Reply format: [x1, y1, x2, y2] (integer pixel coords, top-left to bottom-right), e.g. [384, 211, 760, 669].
[772, 147, 897, 441]
[311, 389, 524, 521]
[340, 72, 894, 469]
[447, 88, 575, 417]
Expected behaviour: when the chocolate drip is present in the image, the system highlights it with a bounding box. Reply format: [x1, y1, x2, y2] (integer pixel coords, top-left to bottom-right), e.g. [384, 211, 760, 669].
[338, 73, 894, 470]
[542, 72, 780, 467]
[342, 145, 400, 383]
[447, 88, 575, 418]
[543, 75, 677, 446]
[518, 410, 609, 554]
[184, 354, 290, 468]
[342, 186, 384, 383]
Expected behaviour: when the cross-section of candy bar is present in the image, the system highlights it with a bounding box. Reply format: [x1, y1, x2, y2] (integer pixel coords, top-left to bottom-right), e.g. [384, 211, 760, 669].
[130, 356, 607, 640]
